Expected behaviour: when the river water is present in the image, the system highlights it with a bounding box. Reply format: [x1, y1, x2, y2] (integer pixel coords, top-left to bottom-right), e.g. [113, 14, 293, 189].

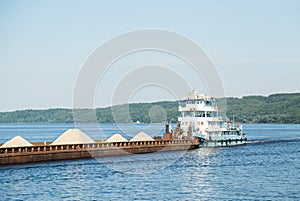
[0, 124, 299, 200]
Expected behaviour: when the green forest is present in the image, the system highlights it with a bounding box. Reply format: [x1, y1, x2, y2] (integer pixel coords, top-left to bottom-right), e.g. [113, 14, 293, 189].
[0, 93, 299, 124]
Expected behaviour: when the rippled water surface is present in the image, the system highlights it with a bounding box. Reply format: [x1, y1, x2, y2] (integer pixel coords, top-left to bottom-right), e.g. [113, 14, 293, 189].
[0, 124, 299, 200]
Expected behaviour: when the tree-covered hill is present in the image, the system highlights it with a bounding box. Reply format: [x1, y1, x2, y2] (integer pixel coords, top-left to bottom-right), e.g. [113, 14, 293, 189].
[0, 93, 299, 124]
[226, 93, 300, 123]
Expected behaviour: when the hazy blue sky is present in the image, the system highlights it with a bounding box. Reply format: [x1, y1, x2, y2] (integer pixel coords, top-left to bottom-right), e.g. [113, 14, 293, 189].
[0, 0, 299, 111]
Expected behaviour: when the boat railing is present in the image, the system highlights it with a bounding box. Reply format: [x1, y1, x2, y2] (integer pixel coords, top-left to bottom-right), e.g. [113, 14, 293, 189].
[179, 105, 217, 112]
[0, 139, 194, 155]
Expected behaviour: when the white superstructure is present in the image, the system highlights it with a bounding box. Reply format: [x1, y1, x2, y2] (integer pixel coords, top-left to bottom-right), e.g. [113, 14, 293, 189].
[178, 91, 247, 146]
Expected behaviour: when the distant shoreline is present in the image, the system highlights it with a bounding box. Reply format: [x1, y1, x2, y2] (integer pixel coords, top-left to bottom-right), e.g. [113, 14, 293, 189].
[0, 93, 299, 124]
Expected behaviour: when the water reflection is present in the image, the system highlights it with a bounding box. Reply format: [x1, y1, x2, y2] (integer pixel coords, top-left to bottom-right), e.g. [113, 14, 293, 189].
[178, 148, 216, 199]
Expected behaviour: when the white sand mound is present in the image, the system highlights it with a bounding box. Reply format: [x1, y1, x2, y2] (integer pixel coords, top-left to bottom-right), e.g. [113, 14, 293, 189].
[51, 129, 95, 145]
[130, 131, 154, 141]
[1, 136, 33, 148]
[106, 134, 128, 142]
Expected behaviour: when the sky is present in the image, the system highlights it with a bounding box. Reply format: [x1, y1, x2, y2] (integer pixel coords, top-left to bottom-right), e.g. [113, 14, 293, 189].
[0, 0, 299, 111]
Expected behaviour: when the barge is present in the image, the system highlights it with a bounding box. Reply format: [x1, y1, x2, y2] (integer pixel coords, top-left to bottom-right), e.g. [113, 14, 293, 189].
[0, 133, 198, 166]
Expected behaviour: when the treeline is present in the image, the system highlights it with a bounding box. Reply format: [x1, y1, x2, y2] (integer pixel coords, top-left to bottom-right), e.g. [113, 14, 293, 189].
[226, 93, 300, 123]
[0, 93, 299, 124]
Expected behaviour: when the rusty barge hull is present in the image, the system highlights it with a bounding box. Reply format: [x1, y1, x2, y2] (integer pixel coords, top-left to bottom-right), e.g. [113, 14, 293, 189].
[0, 140, 197, 165]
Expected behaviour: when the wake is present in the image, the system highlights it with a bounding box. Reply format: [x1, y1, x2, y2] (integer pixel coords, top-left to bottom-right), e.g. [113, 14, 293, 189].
[247, 138, 300, 145]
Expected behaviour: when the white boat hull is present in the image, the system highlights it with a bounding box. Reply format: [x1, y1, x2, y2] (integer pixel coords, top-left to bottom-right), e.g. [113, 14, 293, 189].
[198, 135, 247, 147]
